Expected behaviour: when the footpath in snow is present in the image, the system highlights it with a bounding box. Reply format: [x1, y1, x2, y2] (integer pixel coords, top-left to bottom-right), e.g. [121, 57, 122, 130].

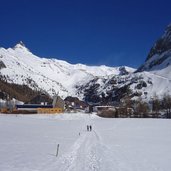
[0, 113, 171, 171]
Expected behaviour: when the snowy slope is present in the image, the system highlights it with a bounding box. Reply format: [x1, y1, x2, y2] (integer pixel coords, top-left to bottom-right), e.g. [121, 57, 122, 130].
[132, 23, 171, 98]
[0, 42, 135, 99]
[0, 113, 171, 171]
[78, 69, 171, 103]
[79, 23, 171, 102]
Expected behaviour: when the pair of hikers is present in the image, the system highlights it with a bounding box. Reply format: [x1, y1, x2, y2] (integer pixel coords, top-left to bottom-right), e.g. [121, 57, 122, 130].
[87, 125, 92, 131]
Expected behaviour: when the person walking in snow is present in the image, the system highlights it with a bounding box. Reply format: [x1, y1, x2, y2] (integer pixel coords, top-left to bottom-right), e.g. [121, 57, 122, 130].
[87, 125, 89, 131]
[90, 125, 92, 131]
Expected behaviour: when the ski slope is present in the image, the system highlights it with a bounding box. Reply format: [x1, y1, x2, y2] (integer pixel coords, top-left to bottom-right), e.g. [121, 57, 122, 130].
[0, 113, 171, 171]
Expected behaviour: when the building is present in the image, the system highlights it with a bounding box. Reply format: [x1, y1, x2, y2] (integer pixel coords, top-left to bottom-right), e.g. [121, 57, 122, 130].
[65, 96, 88, 111]
[15, 94, 64, 114]
[16, 104, 53, 113]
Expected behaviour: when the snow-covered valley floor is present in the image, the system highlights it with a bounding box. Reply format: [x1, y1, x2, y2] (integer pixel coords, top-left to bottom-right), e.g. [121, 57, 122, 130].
[0, 113, 171, 171]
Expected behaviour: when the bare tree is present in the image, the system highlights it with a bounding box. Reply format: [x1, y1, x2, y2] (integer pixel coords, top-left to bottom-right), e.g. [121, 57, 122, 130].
[120, 95, 132, 117]
[134, 97, 149, 118]
[152, 94, 161, 118]
[162, 94, 171, 118]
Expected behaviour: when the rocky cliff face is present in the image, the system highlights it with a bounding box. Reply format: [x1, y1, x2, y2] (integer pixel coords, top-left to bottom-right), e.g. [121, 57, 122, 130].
[137, 24, 171, 72]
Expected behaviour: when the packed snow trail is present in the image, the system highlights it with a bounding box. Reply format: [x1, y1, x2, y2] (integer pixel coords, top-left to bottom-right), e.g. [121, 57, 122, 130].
[57, 131, 100, 171]
[42, 114, 103, 171]
[41, 118, 165, 171]
[42, 129, 101, 171]
[42, 119, 133, 171]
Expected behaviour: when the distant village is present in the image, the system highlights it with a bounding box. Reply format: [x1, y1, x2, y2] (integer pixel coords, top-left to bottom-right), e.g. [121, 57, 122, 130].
[0, 94, 88, 114]
[0, 93, 171, 119]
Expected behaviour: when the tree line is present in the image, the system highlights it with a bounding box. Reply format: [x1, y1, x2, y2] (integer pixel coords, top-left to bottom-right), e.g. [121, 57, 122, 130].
[98, 94, 171, 118]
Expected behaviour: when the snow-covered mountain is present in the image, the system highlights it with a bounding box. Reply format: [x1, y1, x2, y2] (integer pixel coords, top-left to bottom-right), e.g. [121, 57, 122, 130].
[79, 23, 171, 103]
[0, 41, 134, 99]
[1, 23, 171, 103]
[135, 23, 171, 97]
[78, 70, 171, 103]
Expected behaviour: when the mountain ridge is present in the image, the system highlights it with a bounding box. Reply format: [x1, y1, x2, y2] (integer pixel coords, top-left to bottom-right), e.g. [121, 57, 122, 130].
[0, 42, 135, 101]
[1, 23, 171, 103]
[78, 23, 171, 104]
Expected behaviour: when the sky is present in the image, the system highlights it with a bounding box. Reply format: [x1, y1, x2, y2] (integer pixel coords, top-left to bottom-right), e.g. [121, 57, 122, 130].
[0, 0, 171, 68]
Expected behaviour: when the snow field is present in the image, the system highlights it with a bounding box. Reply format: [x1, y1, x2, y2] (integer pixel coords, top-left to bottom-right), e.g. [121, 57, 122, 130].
[0, 114, 171, 171]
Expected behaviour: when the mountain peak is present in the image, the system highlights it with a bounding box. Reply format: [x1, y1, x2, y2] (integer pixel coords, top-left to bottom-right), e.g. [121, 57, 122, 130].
[18, 41, 26, 47]
[13, 41, 30, 52]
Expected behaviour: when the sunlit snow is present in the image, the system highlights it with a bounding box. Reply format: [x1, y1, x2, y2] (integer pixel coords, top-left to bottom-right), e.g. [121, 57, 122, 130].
[0, 113, 171, 171]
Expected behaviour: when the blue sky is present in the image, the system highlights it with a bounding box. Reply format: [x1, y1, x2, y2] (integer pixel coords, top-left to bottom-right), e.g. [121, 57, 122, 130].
[0, 0, 171, 68]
